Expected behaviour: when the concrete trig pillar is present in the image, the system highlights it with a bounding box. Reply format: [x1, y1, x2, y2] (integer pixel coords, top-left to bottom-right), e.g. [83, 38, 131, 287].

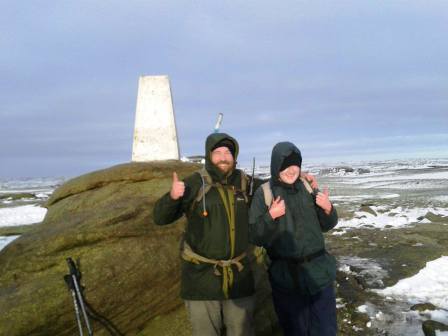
[132, 75, 180, 161]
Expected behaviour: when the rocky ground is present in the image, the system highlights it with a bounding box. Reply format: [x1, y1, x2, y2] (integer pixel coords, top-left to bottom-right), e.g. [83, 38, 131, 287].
[329, 217, 448, 335]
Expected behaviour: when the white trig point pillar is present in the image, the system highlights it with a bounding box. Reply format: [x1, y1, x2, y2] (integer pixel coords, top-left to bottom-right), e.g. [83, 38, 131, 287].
[132, 75, 180, 161]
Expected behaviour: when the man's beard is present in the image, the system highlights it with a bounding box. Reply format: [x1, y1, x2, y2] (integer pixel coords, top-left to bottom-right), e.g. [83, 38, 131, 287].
[215, 160, 233, 173]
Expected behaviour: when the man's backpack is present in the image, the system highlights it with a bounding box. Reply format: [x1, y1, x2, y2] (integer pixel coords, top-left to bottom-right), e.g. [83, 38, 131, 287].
[190, 168, 250, 214]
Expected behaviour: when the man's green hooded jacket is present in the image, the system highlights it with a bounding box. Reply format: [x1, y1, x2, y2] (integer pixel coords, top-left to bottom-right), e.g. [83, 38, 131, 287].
[249, 142, 338, 295]
[153, 133, 255, 300]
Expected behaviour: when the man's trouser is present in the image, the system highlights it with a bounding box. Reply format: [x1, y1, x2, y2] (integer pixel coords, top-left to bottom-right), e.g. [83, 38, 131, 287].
[185, 296, 255, 336]
[271, 284, 337, 336]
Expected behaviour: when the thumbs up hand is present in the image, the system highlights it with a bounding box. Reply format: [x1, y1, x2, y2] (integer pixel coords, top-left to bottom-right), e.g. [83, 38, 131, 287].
[170, 172, 185, 200]
[316, 187, 332, 215]
[269, 196, 286, 220]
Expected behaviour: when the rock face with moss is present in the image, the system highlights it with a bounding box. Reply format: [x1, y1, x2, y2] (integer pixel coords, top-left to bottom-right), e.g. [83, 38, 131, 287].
[0, 161, 278, 336]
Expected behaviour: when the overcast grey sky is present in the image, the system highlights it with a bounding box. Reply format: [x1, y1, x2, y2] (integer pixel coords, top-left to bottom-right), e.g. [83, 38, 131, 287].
[1, 1, 447, 178]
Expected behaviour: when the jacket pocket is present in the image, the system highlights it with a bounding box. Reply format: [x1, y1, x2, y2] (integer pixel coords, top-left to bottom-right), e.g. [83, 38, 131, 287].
[303, 254, 336, 295]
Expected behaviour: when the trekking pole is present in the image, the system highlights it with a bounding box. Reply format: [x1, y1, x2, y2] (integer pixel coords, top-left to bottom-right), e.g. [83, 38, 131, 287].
[65, 257, 94, 336]
[64, 274, 84, 336]
[249, 157, 256, 196]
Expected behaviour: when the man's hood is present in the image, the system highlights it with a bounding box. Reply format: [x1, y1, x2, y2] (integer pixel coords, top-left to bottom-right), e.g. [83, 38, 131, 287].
[270, 142, 301, 182]
[205, 133, 239, 182]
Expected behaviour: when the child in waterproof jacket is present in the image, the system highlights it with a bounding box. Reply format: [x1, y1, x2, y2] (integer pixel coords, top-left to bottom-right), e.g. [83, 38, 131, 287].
[249, 141, 338, 336]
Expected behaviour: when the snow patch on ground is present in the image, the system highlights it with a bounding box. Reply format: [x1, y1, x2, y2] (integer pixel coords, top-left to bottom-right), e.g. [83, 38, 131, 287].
[338, 206, 448, 230]
[338, 256, 388, 288]
[375, 256, 448, 310]
[0, 235, 20, 251]
[0, 205, 47, 227]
